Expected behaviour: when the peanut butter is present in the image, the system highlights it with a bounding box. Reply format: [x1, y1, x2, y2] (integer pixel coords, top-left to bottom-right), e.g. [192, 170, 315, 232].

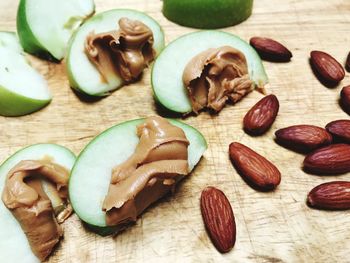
[1, 160, 72, 261]
[103, 117, 189, 227]
[183, 46, 254, 114]
[85, 17, 155, 83]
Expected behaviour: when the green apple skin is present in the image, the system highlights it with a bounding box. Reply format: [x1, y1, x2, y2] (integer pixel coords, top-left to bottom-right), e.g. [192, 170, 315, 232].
[151, 31, 268, 114]
[0, 85, 50, 117]
[0, 144, 76, 263]
[69, 118, 207, 236]
[163, 0, 253, 29]
[66, 9, 165, 97]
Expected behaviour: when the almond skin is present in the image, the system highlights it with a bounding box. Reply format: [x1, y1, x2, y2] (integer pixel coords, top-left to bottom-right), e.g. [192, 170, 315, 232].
[340, 86, 350, 115]
[325, 120, 350, 143]
[200, 187, 236, 253]
[229, 142, 281, 191]
[243, 94, 279, 136]
[275, 125, 332, 153]
[250, 37, 292, 62]
[310, 51, 345, 84]
[307, 181, 350, 210]
[345, 52, 350, 72]
[303, 144, 350, 174]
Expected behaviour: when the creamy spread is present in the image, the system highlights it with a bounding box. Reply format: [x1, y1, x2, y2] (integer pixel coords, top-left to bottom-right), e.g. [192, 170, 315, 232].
[183, 46, 254, 114]
[103, 116, 189, 227]
[85, 17, 155, 83]
[1, 160, 72, 261]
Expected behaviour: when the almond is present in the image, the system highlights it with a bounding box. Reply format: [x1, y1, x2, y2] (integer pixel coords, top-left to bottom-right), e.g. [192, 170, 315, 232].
[325, 120, 350, 143]
[310, 51, 345, 84]
[200, 187, 236, 253]
[345, 52, 350, 72]
[229, 142, 281, 191]
[303, 144, 350, 174]
[275, 125, 332, 152]
[340, 86, 350, 114]
[250, 37, 292, 62]
[307, 181, 350, 210]
[243, 94, 279, 136]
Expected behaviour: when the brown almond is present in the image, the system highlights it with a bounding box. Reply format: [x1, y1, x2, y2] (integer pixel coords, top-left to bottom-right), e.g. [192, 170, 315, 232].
[307, 181, 350, 210]
[303, 144, 350, 174]
[275, 125, 332, 153]
[326, 120, 350, 143]
[345, 52, 350, 72]
[250, 37, 292, 62]
[229, 142, 281, 191]
[340, 86, 350, 114]
[243, 94, 279, 136]
[200, 187, 236, 253]
[310, 51, 345, 84]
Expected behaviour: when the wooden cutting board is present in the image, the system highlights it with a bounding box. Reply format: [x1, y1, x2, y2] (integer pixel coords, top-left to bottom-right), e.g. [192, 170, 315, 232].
[0, 0, 349, 262]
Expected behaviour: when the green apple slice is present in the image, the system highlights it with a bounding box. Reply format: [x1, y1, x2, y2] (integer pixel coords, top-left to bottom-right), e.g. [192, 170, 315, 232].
[0, 32, 52, 117]
[0, 144, 76, 262]
[66, 9, 165, 96]
[163, 0, 253, 29]
[17, 0, 95, 61]
[152, 31, 269, 114]
[69, 118, 207, 236]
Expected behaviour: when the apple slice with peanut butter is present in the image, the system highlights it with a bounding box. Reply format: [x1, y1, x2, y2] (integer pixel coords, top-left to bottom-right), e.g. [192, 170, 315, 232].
[69, 117, 207, 236]
[0, 144, 76, 262]
[67, 9, 165, 96]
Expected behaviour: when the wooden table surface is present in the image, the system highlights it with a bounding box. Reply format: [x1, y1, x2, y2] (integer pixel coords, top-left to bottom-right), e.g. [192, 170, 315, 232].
[0, 0, 350, 262]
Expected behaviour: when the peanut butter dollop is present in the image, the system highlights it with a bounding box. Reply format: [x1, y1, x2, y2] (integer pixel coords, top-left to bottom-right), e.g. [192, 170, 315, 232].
[85, 17, 155, 83]
[1, 160, 72, 261]
[103, 116, 189, 227]
[183, 46, 254, 114]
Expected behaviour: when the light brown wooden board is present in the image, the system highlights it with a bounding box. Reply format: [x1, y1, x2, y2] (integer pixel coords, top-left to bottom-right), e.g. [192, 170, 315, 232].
[0, 0, 349, 262]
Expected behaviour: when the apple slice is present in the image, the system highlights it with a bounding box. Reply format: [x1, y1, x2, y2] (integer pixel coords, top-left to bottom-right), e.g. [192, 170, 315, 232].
[152, 31, 269, 114]
[17, 0, 95, 61]
[69, 118, 207, 236]
[162, 0, 253, 29]
[0, 144, 76, 262]
[0, 32, 52, 117]
[66, 9, 165, 96]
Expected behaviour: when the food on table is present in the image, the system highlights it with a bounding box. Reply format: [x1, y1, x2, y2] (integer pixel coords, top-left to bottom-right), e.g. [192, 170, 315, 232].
[325, 120, 350, 144]
[0, 144, 76, 262]
[17, 0, 95, 61]
[152, 31, 268, 114]
[200, 187, 236, 253]
[0, 32, 51, 116]
[303, 144, 350, 175]
[229, 142, 281, 191]
[69, 117, 207, 235]
[249, 37, 293, 62]
[310, 51, 345, 85]
[67, 9, 165, 96]
[307, 181, 350, 210]
[162, 0, 253, 29]
[340, 86, 350, 115]
[275, 125, 332, 153]
[243, 94, 279, 136]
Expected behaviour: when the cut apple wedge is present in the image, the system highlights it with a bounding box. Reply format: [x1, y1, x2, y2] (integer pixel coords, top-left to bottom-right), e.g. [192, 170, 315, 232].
[69, 118, 207, 236]
[152, 31, 269, 114]
[66, 9, 165, 96]
[0, 32, 52, 117]
[17, 0, 95, 61]
[0, 144, 76, 262]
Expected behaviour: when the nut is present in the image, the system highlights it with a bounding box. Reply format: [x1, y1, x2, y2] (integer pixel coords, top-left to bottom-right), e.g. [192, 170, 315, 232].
[250, 37, 292, 62]
[340, 86, 350, 115]
[345, 52, 350, 72]
[307, 181, 350, 210]
[310, 51, 345, 84]
[275, 125, 332, 152]
[303, 144, 350, 174]
[200, 187, 236, 253]
[325, 120, 350, 143]
[229, 142, 281, 191]
[243, 94, 279, 136]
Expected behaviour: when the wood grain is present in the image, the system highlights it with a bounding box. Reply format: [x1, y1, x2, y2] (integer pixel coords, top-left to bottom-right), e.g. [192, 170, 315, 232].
[0, 0, 350, 262]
